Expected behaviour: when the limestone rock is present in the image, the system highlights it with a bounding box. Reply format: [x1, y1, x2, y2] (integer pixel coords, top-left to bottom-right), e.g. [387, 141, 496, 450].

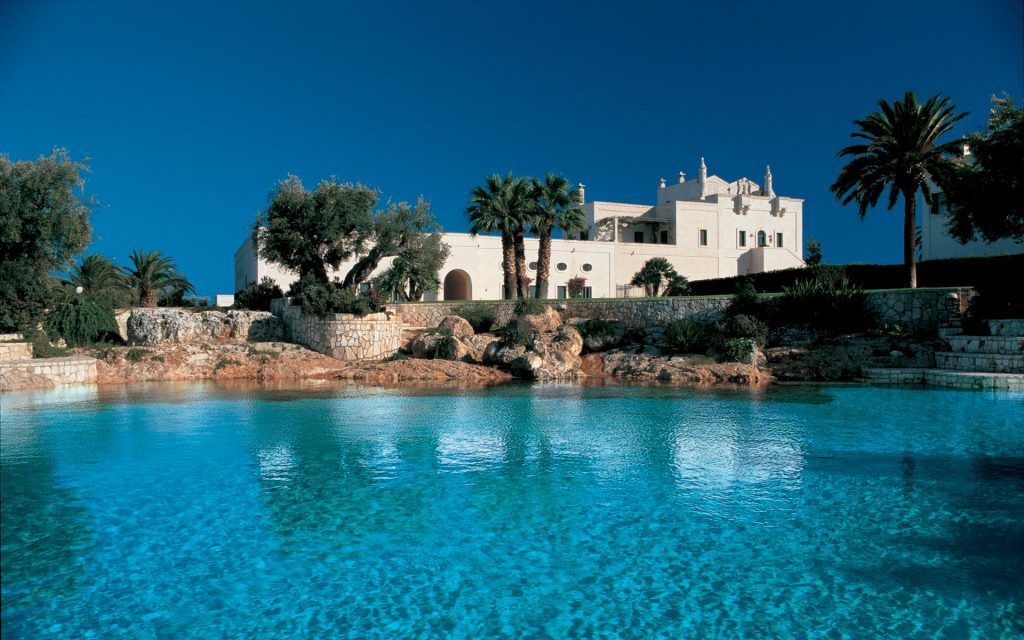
[335, 358, 513, 386]
[127, 308, 282, 345]
[584, 352, 768, 386]
[516, 307, 562, 335]
[408, 332, 441, 359]
[438, 315, 475, 338]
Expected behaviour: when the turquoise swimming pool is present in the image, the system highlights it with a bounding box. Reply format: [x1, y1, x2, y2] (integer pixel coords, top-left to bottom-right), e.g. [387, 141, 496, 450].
[2, 382, 1022, 638]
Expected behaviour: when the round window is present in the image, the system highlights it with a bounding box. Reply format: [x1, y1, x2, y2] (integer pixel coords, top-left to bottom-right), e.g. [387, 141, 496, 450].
[582, 263, 593, 272]
[528, 261, 538, 271]
[556, 262, 567, 272]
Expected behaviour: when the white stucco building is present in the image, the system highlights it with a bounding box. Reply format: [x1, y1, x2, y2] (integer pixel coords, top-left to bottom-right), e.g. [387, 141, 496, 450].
[235, 159, 806, 300]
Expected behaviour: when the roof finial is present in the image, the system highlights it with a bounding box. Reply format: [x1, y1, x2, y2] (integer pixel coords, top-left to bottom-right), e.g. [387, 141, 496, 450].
[678, 171, 685, 183]
[763, 165, 774, 198]
[659, 177, 666, 188]
[577, 183, 586, 204]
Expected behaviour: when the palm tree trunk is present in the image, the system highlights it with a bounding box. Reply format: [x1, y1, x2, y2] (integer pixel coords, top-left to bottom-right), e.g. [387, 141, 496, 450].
[500, 231, 517, 299]
[903, 189, 918, 288]
[535, 225, 552, 299]
[513, 231, 528, 298]
[142, 289, 158, 308]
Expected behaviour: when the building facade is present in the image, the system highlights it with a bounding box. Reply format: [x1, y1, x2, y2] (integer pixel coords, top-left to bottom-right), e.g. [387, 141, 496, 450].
[235, 159, 805, 300]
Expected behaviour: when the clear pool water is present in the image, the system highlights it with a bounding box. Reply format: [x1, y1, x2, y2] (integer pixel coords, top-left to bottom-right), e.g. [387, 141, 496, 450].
[2, 382, 1023, 638]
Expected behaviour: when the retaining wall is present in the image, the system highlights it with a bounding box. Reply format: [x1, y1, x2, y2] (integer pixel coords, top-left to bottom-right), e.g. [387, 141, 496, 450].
[389, 288, 963, 331]
[271, 299, 403, 361]
[0, 342, 33, 362]
[0, 356, 97, 387]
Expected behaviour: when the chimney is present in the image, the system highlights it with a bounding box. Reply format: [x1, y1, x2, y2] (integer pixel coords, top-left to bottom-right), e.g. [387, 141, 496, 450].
[577, 183, 586, 204]
[678, 171, 685, 183]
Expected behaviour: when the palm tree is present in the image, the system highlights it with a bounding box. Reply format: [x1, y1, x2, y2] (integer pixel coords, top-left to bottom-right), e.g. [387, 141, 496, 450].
[467, 173, 524, 299]
[830, 92, 966, 287]
[65, 254, 124, 297]
[630, 257, 678, 297]
[530, 173, 586, 299]
[507, 177, 537, 298]
[123, 249, 194, 307]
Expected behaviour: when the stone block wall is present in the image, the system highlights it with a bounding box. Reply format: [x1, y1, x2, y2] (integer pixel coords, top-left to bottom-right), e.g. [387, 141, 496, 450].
[989, 319, 1024, 336]
[127, 308, 283, 345]
[0, 356, 97, 386]
[271, 299, 403, 361]
[390, 289, 961, 332]
[0, 342, 33, 362]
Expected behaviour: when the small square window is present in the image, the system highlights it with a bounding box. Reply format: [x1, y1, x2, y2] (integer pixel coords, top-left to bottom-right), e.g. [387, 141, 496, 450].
[699, 229, 708, 246]
[582, 286, 593, 299]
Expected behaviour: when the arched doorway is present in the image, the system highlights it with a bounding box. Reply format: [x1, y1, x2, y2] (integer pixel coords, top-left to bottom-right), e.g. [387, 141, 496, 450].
[757, 230, 767, 247]
[443, 269, 472, 300]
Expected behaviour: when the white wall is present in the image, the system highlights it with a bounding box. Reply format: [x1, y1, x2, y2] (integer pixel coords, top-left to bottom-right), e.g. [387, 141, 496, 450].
[921, 209, 1023, 261]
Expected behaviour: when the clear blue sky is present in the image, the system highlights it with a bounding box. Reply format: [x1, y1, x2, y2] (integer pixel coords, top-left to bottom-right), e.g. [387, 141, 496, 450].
[2, 0, 1021, 296]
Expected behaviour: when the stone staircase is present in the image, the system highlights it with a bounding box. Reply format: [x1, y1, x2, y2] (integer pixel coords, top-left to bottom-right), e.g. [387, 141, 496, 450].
[862, 318, 1024, 390]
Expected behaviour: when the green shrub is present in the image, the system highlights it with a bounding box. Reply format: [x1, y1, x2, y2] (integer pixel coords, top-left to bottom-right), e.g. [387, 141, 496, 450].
[453, 304, 497, 333]
[726, 281, 768, 319]
[293, 276, 383, 317]
[663, 319, 712, 354]
[966, 280, 1024, 321]
[126, 347, 148, 363]
[213, 357, 242, 372]
[150, 355, 165, 363]
[495, 321, 532, 349]
[567, 276, 587, 298]
[718, 313, 769, 346]
[44, 294, 119, 347]
[432, 331, 459, 359]
[234, 277, 284, 311]
[514, 297, 545, 317]
[778, 266, 867, 329]
[24, 327, 68, 358]
[576, 318, 620, 339]
[665, 274, 690, 296]
[719, 337, 754, 363]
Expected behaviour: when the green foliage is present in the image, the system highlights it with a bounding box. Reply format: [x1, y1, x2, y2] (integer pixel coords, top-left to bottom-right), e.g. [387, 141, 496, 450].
[514, 297, 545, 317]
[453, 304, 496, 333]
[943, 95, 1023, 243]
[44, 292, 119, 347]
[663, 319, 711, 354]
[779, 266, 868, 329]
[870, 322, 910, 338]
[213, 357, 242, 373]
[830, 91, 966, 287]
[717, 313, 769, 346]
[466, 173, 537, 299]
[372, 232, 451, 301]
[630, 257, 678, 296]
[726, 281, 768, 319]
[530, 173, 586, 299]
[719, 338, 754, 363]
[0, 150, 94, 331]
[430, 327, 458, 359]
[234, 277, 284, 311]
[292, 275, 383, 316]
[65, 254, 131, 307]
[805, 237, 823, 266]
[495, 321, 532, 349]
[24, 327, 68, 358]
[576, 318, 621, 340]
[664, 274, 690, 296]
[123, 249, 194, 308]
[126, 348, 148, 363]
[567, 276, 587, 298]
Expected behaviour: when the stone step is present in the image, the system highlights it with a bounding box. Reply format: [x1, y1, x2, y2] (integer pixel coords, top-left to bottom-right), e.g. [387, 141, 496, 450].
[945, 335, 1024, 355]
[934, 351, 1024, 374]
[990, 319, 1024, 336]
[860, 367, 1024, 390]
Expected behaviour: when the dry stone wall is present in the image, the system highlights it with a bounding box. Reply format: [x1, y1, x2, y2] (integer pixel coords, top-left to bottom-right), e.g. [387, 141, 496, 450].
[271, 299, 403, 361]
[0, 341, 33, 362]
[0, 356, 97, 387]
[391, 289, 962, 332]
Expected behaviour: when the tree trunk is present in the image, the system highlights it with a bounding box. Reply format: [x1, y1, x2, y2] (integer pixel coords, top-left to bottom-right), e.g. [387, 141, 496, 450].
[513, 231, 528, 298]
[341, 246, 386, 290]
[142, 289, 158, 308]
[535, 224, 552, 299]
[500, 231, 517, 299]
[903, 189, 918, 288]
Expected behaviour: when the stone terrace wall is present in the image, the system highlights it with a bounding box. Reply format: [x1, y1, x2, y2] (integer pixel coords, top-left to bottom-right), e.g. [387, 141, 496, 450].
[272, 299, 403, 361]
[864, 288, 963, 331]
[128, 308, 283, 346]
[390, 288, 963, 332]
[0, 341, 33, 362]
[0, 356, 97, 386]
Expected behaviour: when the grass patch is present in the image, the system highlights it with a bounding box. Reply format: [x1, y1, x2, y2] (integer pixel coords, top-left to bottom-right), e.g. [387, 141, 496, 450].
[125, 348, 148, 363]
[213, 357, 242, 373]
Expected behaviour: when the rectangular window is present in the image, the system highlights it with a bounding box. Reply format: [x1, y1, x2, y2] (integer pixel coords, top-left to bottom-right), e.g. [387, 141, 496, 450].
[557, 286, 567, 299]
[738, 230, 747, 247]
[528, 285, 538, 299]
[660, 230, 669, 244]
[699, 229, 708, 246]
[776, 232, 783, 247]
[633, 231, 644, 243]
[582, 286, 593, 299]
[579, 231, 588, 241]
